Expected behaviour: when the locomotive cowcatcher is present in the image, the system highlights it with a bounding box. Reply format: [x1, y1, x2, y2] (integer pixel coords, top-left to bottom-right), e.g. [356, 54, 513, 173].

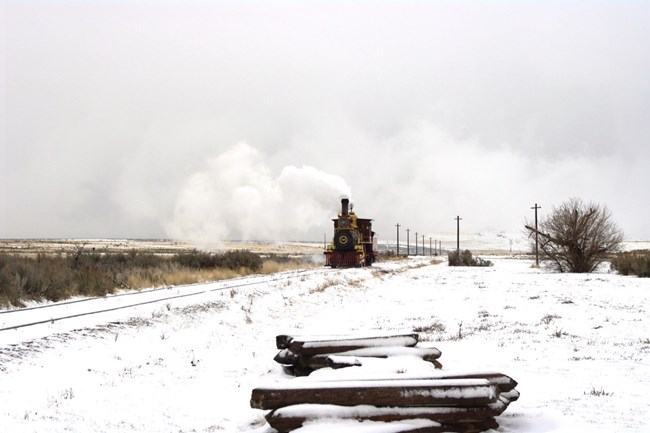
[324, 198, 377, 267]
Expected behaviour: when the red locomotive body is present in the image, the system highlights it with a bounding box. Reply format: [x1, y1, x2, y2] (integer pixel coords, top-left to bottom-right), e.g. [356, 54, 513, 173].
[324, 199, 377, 267]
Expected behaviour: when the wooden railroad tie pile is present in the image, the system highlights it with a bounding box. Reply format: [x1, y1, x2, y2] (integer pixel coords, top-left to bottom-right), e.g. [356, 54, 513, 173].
[250, 333, 520, 433]
[273, 332, 442, 376]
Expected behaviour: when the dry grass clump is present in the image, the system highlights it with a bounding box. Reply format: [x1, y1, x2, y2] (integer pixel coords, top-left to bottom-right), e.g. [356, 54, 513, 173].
[309, 278, 339, 294]
[375, 251, 410, 262]
[125, 265, 242, 288]
[414, 321, 447, 334]
[261, 257, 319, 274]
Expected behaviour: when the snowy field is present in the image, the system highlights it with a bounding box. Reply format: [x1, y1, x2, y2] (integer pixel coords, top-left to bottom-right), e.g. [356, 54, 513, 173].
[1, 255, 649, 433]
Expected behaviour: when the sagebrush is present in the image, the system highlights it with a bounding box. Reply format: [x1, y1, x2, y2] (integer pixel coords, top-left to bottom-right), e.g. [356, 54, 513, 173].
[448, 250, 493, 267]
[610, 250, 650, 278]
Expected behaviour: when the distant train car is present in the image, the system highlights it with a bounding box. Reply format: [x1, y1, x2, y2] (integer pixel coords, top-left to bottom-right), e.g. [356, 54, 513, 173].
[324, 198, 377, 267]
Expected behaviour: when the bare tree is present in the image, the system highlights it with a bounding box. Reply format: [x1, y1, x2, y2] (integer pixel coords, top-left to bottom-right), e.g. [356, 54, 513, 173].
[525, 198, 623, 273]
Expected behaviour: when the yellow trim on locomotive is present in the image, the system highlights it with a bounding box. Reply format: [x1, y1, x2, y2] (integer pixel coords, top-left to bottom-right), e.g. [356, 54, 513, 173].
[350, 213, 357, 228]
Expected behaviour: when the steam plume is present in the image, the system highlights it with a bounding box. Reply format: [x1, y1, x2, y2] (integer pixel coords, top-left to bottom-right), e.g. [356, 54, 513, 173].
[165, 142, 351, 244]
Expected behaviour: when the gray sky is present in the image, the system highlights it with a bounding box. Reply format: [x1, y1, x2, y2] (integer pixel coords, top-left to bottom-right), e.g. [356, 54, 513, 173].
[2, 0, 649, 243]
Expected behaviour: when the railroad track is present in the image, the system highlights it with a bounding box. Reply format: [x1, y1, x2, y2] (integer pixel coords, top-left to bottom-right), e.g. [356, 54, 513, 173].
[0, 268, 326, 333]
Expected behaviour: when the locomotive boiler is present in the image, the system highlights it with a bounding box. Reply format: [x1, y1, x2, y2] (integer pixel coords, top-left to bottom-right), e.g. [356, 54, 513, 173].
[324, 198, 377, 267]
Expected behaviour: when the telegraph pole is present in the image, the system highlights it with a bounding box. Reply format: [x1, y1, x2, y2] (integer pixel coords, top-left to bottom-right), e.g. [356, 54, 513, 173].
[395, 223, 400, 256]
[455, 216, 462, 253]
[415, 232, 418, 255]
[422, 235, 425, 255]
[429, 237, 432, 256]
[406, 228, 410, 256]
[531, 203, 541, 267]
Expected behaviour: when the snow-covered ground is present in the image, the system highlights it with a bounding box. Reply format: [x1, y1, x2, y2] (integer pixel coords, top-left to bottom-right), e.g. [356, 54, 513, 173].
[1, 256, 649, 433]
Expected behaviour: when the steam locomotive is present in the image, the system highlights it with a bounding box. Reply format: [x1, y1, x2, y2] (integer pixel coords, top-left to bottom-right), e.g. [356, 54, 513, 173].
[324, 198, 377, 267]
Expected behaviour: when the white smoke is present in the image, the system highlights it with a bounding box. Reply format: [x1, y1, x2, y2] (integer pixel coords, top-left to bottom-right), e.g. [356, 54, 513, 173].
[165, 142, 351, 244]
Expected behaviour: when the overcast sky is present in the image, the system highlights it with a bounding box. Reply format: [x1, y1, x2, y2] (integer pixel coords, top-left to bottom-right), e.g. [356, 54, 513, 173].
[1, 0, 649, 244]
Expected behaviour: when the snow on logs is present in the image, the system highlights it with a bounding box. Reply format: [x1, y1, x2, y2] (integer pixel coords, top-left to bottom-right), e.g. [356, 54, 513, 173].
[251, 376, 519, 432]
[274, 333, 442, 376]
[251, 378, 499, 409]
[264, 400, 505, 432]
[276, 333, 421, 356]
[251, 334, 520, 432]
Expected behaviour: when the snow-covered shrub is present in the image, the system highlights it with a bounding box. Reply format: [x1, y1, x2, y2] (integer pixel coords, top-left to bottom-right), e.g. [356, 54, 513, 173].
[447, 249, 493, 267]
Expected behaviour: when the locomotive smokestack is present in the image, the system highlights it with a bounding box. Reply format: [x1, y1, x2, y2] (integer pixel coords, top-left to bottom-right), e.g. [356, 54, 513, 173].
[341, 198, 349, 216]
